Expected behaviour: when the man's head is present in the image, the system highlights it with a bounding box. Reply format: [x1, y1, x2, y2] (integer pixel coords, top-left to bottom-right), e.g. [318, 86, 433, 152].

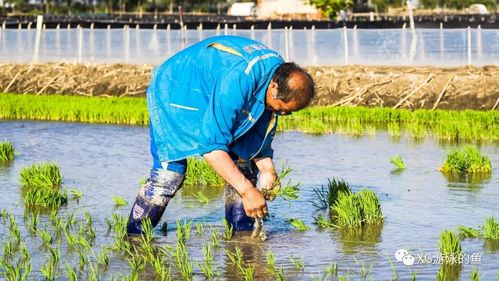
[265, 62, 315, 116]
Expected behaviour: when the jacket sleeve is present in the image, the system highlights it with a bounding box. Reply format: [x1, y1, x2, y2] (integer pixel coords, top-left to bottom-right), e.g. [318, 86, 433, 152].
[199, 62, 256, 155]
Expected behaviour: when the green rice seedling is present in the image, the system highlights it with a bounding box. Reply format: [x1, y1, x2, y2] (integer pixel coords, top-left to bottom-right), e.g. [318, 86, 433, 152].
[195, 221, 204, 235]
[0, 257, 32, 281]
[242, 264, 254, 281]
[482, 216, 499, 239]
[140, 218, 155, 246]
[390, 155, 407, 170]
[25, 213, 39, 235]
[2, 240, 15, 259]
[96, 247, 110, 270]
[440, 146, 492, 175]
[438, 230, 462, 264]
[19, 162, 62, 189]
[356, 189, 384, 224]
[225, 247, 244, 271]
[289, 255, 305, 271]
[65, 263, 77, 281]
[40, 247, 60, 281]
[65, 212, 77, 230]
[223, 219, 233, 240]
[68, 189, 83, 202]
[126, 253, 146, 277]
[354, 257, 374, 279]
[195, 244, 215, 278]
[38, 228, 52, 247]
[286, 218, 310, 231]
[457, 225, 481, 239]
[193, 191, 210, 203]
[470, 267, 480, 281]
[325, 262, 338, 277]
[83, 210, 92, 227]
[276, 267, 285, 281]
[0, 141, 15, 161]
[312, 178, 351, 209]
[210, 228, 220, 248]
[314, 213, 336, 229]
[0, 209, 10, 221]
[151, 254, 172, 281]
[175, 219, 193, 243]
[8, 215, 21, 244]
[185, 157, 224, 186]
[173, 241, 194, 280]
[112, 196, 128, 207]
[265, 250, 276, 275]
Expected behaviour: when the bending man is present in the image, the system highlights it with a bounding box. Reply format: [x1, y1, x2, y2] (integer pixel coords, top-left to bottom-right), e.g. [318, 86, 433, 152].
[127, 35, 314, 234]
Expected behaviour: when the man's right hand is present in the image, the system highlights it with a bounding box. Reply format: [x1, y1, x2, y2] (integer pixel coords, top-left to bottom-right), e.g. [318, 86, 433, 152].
[203, 150, 268, 219]
[240, 187, 268, 218]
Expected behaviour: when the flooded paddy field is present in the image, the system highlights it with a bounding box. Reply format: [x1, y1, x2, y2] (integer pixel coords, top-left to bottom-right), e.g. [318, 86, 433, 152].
[1, 120, 498, 280]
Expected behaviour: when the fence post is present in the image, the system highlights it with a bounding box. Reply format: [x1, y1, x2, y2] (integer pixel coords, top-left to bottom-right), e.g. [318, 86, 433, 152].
[284, 26, 289, 61]
[33, 15, 43, 63]
[407, 0, 415, 30]
[343, 26, 349, 65]
[467, 26, 472, 65]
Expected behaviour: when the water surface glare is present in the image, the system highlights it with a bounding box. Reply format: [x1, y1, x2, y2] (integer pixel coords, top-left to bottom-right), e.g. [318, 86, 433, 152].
[0, 120, 498, 280]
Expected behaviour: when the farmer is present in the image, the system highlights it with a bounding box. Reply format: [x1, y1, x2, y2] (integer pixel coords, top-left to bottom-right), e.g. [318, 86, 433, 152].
[127, 35, 314, 235]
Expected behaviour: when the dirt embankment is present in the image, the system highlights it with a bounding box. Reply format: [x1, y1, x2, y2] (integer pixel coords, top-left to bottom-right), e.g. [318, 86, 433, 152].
[1, 63, 498, 111]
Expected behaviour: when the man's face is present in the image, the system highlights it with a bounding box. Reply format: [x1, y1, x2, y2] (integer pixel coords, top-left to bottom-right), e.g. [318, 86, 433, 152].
[265, 81, 299, 116]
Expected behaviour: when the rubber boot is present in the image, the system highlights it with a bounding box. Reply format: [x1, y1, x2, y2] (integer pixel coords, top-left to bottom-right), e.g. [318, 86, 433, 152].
[224, 160, 258, 232]
[127, 168, 184, 234]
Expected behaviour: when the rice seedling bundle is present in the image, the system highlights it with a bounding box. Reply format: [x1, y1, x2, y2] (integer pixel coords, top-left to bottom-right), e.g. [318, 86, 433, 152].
[19, 162, 67, 208]
[184, 157, 224, 186]
[19, 163, 62, 189]
[333, 191, 364, 227]
[312, 178, 351, 209]
[112, 196, 128, 207]
[356, 189, 384, 224]
[440, 146, 492, 174]
[482, 216, 499, 239]
[0, 141, 15, 161]
[286, 218, 310, 231]
[0, 93, 148, 125]
[438, 230, 462, 264]
[389, 155, 406, 170]
[332, 189, 384, 227]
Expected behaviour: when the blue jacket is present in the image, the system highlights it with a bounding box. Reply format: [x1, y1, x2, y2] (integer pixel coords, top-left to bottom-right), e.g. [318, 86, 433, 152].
[147, 35, 284, 162]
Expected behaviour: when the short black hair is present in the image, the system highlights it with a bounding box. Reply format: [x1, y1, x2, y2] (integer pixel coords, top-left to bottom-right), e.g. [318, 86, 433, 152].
[272, 62, 315, 110]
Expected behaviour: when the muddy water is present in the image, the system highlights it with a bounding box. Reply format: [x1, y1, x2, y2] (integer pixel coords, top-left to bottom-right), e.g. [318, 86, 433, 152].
[1, 120, 498, 280]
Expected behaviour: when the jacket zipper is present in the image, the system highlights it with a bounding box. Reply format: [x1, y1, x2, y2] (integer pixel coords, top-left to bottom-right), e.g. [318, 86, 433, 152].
[249, 112, 277, 160]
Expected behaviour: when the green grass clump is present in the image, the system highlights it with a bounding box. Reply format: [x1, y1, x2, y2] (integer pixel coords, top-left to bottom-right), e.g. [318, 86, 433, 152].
[0, 141, 15, 161]
[332, 189, 384, 227]
[24, 188, 68, 208]
[438, 230, 462, 264]
[440, 146, 492, 175]
[312, 178, 351, 209]
[458, 216, 499, 239]
[184, 157, 224, 186]
[113, 196, 128, 207]
[286, 218, 310, 231]
[390, 155, 406, 170]
[20, 162, 62, 189]
[19, 162, 67, 208]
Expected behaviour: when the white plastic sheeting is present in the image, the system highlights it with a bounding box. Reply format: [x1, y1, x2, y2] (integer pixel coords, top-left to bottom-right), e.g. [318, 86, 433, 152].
[0, 27, 497, 66]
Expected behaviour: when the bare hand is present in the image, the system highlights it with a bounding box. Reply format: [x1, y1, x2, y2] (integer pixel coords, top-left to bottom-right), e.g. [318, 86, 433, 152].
[241, 188, 268, 218]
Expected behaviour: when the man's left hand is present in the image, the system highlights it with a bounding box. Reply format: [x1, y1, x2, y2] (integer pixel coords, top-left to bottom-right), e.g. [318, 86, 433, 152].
[254, 157, 280, 201]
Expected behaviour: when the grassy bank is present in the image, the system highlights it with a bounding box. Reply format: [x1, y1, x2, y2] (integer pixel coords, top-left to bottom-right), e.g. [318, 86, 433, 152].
[1, 93, 497, 141]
